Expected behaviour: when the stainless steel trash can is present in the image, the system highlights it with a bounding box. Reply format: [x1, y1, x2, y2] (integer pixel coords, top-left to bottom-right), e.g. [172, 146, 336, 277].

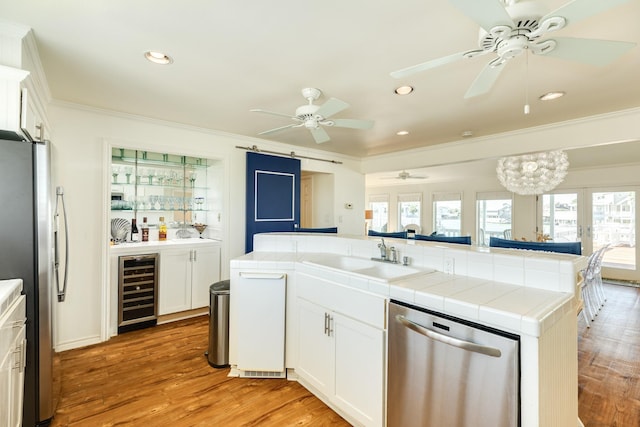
[207, 280, 230, 368]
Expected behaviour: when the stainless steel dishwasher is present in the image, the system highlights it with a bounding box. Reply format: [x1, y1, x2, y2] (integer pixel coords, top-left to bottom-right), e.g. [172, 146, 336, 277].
[387, 300, 520, 427]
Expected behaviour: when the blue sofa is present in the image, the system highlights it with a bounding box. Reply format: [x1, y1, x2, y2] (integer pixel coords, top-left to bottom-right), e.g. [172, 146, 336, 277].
[295, 227, 338, 233]
[489, 237, 582, 255]
[414, 234, 472, 245]
[367, 230, 408, 238]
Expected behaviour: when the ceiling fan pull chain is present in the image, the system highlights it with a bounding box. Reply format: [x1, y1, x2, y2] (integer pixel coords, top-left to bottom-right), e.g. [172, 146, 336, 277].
[524, 48, 530, 115]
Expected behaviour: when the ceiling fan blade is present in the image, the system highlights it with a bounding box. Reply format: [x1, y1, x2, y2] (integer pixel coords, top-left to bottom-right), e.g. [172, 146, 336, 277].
[309, 126, 331, 144]
[331, 118, 374, 130]
[464, 60, 507, 99]
[542, 37, 636, 66]
[542, 0, 632, 27]
[315, 98, 349, 119]
[390, 51, 469, 79]
[449, 0, 514, 32]
[258, 123, 297, 136]
[250, 108, 296, 119]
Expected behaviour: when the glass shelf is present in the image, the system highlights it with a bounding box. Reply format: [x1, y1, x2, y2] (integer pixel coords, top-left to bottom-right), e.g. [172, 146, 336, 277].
[111, 181, 206, 190]
[111, 209, 209, 213]
[111, 151, 209, 169]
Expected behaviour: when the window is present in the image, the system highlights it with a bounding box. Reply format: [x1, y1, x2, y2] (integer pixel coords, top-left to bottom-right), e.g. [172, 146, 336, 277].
[476, 192, 513, 246]
[398, 193, 421, 232]
[433, 192, 462, 236]
[368, 194, 389, 232]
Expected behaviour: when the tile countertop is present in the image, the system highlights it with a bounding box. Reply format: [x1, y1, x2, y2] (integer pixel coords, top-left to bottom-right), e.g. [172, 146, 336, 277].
[0, 278, 23, 318]
[110, 238, 221, 253]
[231, 251, 575, 338]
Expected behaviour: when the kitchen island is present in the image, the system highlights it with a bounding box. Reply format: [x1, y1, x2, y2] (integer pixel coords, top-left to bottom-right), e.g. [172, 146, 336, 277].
[230, 233, 586, 427]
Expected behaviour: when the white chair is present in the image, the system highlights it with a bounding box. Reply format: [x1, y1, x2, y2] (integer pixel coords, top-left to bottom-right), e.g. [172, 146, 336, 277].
[503, 229, 512, 240]
[580, 245, 610, 326]
[403, 224, 421, 234]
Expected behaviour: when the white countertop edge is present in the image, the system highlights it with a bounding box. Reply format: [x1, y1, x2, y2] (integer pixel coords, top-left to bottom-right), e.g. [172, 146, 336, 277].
[110, 238, 221, 252]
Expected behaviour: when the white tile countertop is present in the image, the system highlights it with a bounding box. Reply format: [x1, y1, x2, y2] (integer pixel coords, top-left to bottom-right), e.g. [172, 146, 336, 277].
[0, 278, 23, 318]
[231, 250, 576, 337]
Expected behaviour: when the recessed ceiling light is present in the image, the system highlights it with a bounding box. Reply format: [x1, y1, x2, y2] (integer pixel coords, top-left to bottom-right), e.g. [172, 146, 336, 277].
[539, 91, 565, 101]
[462, 130, 473, 137]
[397, 130, 409, 136]
[144, 50, 173, 65]
[394, 86, 413, 95]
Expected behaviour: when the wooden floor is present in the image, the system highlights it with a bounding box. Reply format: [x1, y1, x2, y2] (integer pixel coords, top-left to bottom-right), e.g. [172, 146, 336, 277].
[578, 282, 640, 427]
[50, 283, 639, 427]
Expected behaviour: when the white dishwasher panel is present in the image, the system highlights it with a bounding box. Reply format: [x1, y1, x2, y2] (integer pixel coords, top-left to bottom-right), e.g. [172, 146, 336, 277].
[235, 272, 286, 377]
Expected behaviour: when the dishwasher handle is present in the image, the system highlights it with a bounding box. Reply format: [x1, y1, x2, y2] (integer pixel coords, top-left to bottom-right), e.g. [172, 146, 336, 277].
[395, 315, 502, 358]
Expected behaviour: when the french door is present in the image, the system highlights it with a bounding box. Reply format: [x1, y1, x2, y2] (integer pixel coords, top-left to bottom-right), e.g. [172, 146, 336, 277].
[539, 187, 638, 282]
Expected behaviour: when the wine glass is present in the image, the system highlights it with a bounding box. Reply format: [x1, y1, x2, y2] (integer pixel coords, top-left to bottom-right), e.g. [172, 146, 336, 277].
[112, 166, 120, 184]
[193, 223, 207, 239]
[124, 166, 133, 184]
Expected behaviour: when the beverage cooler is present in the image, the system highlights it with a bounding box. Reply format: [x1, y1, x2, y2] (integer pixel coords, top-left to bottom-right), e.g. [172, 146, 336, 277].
[117, 254, 158, 334]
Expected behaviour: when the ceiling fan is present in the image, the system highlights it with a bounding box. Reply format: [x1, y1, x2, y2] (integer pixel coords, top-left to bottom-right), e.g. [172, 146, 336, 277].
[390, 0, 637, 99]
[250, 88, 374, 144]
[382, 170, 428, 180]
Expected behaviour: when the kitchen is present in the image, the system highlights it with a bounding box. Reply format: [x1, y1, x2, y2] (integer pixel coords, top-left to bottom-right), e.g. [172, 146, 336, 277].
[1, 0, 640, 426]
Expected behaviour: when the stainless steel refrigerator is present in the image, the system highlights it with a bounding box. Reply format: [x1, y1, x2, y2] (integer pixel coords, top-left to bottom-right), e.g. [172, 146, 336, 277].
[0, 134, 65, 426]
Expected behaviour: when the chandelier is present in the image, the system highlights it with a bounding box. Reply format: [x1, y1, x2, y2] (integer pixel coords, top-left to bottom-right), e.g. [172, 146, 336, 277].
[496, 150, 569, 195]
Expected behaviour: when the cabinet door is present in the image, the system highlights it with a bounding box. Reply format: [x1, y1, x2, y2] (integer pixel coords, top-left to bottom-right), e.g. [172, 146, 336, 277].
[159, 249, 192, 315]
[191, 245, 221, 309]
[296, 298, 334, 396]
[333, 313, 385, 427]
[0, 348, 10, 427]
[8, 328, 25, 427]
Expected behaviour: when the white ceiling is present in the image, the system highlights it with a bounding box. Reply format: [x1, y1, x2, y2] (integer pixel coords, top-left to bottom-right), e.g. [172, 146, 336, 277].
[1, 0, 639, 160]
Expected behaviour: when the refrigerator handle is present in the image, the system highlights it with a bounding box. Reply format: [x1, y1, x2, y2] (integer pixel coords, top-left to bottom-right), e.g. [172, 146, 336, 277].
[54, 186, 69, 302]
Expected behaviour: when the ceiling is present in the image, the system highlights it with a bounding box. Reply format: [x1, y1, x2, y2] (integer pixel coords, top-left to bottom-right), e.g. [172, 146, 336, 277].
[1, 0, 639, 159]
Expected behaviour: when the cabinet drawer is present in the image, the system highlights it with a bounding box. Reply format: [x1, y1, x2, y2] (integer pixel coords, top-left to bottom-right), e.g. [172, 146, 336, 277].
[297, 272, 386, 330]
[0, 295, 26, 353]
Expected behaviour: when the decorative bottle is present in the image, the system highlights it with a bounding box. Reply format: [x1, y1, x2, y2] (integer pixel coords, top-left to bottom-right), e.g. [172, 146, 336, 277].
[131, 218, 139, 242]
[158, 216, 167, 241]
[141, 217, 149, 242]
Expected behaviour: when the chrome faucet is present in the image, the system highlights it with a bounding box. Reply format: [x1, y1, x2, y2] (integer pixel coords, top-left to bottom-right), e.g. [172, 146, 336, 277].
[378, 238, 387, 260]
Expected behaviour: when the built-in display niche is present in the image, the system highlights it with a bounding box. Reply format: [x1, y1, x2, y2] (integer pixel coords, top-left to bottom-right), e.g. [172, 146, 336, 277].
[110, 148, 222, 240]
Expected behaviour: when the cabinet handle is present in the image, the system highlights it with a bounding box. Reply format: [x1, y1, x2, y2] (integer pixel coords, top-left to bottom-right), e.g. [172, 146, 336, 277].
[193, 250, 197, 262]
[327, 315, 333, 337]
[324, 313, 329, 335]
[36, 123, 43, 141]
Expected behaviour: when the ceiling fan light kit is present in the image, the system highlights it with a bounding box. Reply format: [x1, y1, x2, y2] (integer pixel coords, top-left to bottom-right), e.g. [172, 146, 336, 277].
[390, 0, 636, 100]
[251, 87, 374, 144]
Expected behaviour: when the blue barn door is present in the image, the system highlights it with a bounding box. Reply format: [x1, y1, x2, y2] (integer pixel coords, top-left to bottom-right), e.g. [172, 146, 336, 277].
[245, 152, 301, 253]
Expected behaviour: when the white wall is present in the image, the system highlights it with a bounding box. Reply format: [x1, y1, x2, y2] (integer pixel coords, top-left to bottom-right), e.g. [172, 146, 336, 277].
[48, 102, 364, 351]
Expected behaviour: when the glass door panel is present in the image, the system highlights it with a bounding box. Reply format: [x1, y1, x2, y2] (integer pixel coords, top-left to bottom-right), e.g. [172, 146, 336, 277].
[590, 190, 636, 278]
[541, 193, 581, 242]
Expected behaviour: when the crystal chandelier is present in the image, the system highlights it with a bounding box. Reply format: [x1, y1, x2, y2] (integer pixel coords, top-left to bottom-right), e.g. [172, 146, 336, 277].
[496, 150, 569, 195]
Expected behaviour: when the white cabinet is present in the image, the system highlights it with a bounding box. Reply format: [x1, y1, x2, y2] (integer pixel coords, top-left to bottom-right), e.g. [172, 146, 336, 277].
[159, 243, 220, 315]
[190, 245, 222, 308]
[0, 295, 26, 427]
[296, 272, 385, 427]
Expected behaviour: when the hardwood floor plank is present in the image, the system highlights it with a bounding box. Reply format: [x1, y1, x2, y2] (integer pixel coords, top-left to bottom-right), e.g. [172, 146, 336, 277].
[50, 283, 639, 426]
